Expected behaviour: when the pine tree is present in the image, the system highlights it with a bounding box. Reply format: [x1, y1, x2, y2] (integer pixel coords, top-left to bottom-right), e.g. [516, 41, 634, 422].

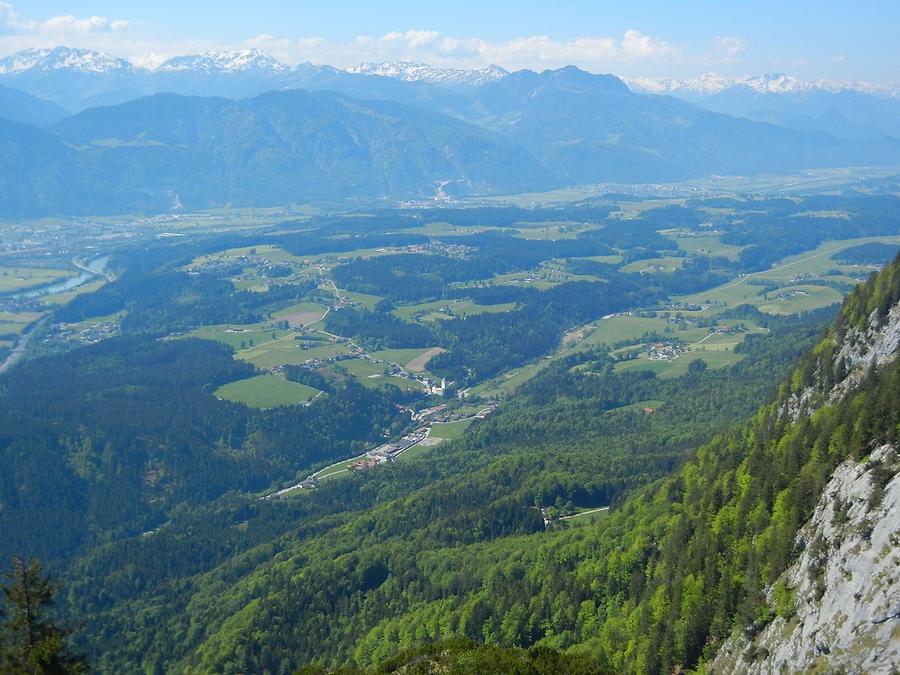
[0, 557, 86, 674]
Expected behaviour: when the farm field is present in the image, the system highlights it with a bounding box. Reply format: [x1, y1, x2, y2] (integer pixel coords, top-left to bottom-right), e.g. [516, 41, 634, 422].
[469, 358, 551, 398]
[393, 299, 516, 322]
[0, 266, 77, 293]
[185, 244, 305, 268]
[680, 235, 900, 311]
[755, 285, 845, 314]
[489, 269, 599, 289]
[370, 346, 445, 372]
[0, 310, 43, 336]
[670, 232, 747, 260]
[331, 357, 425, 391]
[614, 345, 746, 378]
[577, 254, 623, 265]
[619, 256, 686, 274]
[405, 221, 497, 237]
[575, 315, 671, 347]
[512, 222, 599, 240]
[236, 337, 350, 369]
[189, 323, 294, 352]
[274, 301, 328, 327]
[428, 418, 473, 440]
[214, 374, 320, 408]
[338, 289, 382, 310]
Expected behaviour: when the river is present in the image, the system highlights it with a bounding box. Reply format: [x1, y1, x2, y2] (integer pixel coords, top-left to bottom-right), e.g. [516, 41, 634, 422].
[12, 255, 110, 299]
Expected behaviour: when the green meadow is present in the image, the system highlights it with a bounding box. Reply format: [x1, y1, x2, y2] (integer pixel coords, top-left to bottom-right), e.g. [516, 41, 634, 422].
[214, 374, 320, 408]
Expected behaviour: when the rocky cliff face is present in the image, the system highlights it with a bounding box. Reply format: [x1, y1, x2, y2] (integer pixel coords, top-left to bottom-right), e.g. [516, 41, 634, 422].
[710, 443, 900, 674]
[782, 301, 900, 422]
[711, 274, 900, 674]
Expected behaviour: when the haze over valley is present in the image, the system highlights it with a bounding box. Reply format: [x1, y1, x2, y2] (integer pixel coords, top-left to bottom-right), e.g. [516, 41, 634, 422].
[0, 3, 898, 673]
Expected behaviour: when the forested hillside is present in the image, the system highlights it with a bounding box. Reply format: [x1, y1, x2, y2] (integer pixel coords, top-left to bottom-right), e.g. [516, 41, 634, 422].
[2, 195, 897, 673]
[63, 256, 896, 674]
[53, 304, 830, 672]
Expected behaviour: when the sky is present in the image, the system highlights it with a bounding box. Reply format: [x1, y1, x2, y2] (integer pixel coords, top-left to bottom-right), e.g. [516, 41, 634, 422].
[1, 1, 898, 84]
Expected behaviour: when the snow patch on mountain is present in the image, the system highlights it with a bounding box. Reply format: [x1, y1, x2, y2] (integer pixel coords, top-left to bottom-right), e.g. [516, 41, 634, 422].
[347, 61, 508, 87]
[0, 47, 132, 75]
[628, 73, 900, 98]
[154, 49, 288, 74]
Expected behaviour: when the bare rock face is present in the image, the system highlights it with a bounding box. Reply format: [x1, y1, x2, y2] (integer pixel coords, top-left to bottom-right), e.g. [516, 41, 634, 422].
[710, 443, 900, 674]
[828, 302, 900, 404]
[781, 301, 900, 423]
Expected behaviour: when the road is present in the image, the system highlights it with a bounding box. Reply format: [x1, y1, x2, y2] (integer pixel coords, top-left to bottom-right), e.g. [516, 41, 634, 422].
[560, 506, 609, 521]
[0, 316, 48, 374]
[710, 244, 861, 294]
[73, 255, 116, 282]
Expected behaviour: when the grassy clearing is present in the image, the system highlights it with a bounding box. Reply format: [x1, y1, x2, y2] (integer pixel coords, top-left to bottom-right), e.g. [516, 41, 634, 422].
[429, 418, 473, 440]
[512, 222, 600, 240]
[236, 338, 350, 369]
[619, 257, 686, 274]
[331, 358, 425, 391]
[0, 266, 77, 293]
[0, 322, 26, 336]
[576, 315, 671, 348]
[405, 221, 498, 237]
[370, 347, 445, 371]
[562, 508, 610, 524]
[215, 374, 320, 408]
[393, 299, 516, 323]
[316, 455, 366, 480]
[185, 244, 305, 268]
[681, 235, 900, 312]
[338, 289, 382, 310]
[576, 254, 624, 265]
[0, 310, 45, 336]
[470, 359, 550, 398]
[274, 301, 328, 327]
[755, 285, 845, 314]
[189, 323, 292, 351]
[615, 347, 746, 378]
[671, 233, 747, 260]
[612, 399, 666, 414]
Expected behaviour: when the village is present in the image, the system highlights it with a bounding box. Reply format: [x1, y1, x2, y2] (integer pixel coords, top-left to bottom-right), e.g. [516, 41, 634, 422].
[262, 400, 498, 499]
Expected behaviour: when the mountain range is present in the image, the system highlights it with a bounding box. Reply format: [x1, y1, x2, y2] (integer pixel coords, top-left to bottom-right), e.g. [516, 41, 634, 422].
[630, 73, 900, 140]
[0, 47, 899, 217]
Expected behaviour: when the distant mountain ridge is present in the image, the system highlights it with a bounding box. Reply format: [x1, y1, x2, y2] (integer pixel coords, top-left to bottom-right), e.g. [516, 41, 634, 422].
[629, 72, 900, 141]
[0, 47, 508, 110]
[0, 46, 899, 215]
[347, 61, 508, 87]
[629, 72, 900, 99]
[0, 46, 132, 75]
[0, 83, 68, 126]
[0, 89, 552, 217]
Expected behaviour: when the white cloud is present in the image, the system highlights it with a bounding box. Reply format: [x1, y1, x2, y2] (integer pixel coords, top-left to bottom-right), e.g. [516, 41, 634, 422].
[268, 29, 673, 72]
[0, 2, 131, 55]
[621, 29, 672, 59]
[40, 15, 128, 34]
[381, 29, 439, 50]
[831, 54, 847, 63]
[711, 35, 748, 62]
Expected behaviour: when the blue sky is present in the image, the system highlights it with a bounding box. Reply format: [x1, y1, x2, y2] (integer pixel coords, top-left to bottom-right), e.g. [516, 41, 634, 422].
[2, 1, 898, 83]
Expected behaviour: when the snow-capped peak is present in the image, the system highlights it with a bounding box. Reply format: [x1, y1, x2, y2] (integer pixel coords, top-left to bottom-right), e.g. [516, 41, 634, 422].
[347, 61, 508, 87]
[627, 72, 900, 98]
[153, 49, 288, 74]
[0, 47, 132, 75]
